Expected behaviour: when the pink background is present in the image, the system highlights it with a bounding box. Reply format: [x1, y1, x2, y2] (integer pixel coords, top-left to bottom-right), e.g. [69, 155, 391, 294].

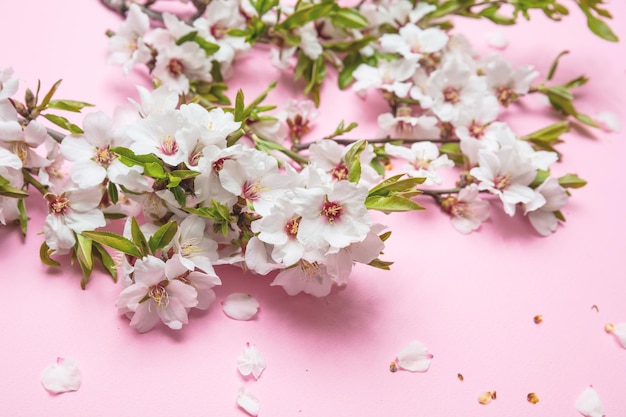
[1, 1, 625, 416]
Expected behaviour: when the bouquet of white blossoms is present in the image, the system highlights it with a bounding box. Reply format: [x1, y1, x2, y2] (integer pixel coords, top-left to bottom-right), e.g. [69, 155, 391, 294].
[0, 0, 618, 333]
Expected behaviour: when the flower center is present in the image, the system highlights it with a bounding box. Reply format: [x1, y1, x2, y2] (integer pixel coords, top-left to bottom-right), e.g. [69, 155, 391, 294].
[494, 173, 512, 190]
[94, 146, 115, 166]
[321, 198, 343, 223]
[167, 58, 185, 77]
[181, 237, 203, 257]
[212, 157, 229, 172]
[286, 114, 310, 140]
[496, 86, 517, 107]
[160, 135, 179, 156]
[443, 86, 460, 104]
[284, 216, 301, 238]
[243, 180, 263, 201]
[299, 260, 322, 283]
[469, 121, 485, 139]
[331, 163, 349, 181]
[12, 142, 28, 165]
[148, 284, 169, 309]
[45, 193, 70, 215]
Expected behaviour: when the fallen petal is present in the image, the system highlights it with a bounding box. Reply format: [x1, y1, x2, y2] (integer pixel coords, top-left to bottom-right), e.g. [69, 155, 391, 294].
[612, 323, 626, 348]
[222, 293, 260, 321]
[595, 111, 621, 133]
[575, 386, 605, 417]
[485, 31, 508, 49]
[237, 343, 267, 380]
[41, 357, 81, 394]
[396, 340, 433, 372]
[237, 386, 260, 416]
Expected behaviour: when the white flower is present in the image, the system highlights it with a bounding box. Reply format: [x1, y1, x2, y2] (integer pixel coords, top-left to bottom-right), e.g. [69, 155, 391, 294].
[575, 386, 605, 417]
[442, 184, 490, 234]
[43, 187, 106, 255]
[384, 142, 453, 185]
[129, 85, 179, 118]
[237, 386, 260, 416]
[470, 147, 538, 216]
[152, 42, 212, 94]
[608, 323, 626, 348]
[41, 357, 81, 394]
[271, 259, 334, 297]
[237, 343, 267, 380]
[116, 255, 199, 333]
[378, 111, 440, 140]
[298, 23, 323, 59]
[380, 24, 448, 60]
[595, 111, 621, 133]
[524, 177, 568, 236]
[127, 110, 190, 166]
[222, 293, 260, 320]
[106, 3, 152, 74]
[485, 31, 508, 49]
[480, 54, 538, 106]
[352, 58, 417, 98]
[396, 341, 433, 372]
[0, 67, 18, 100]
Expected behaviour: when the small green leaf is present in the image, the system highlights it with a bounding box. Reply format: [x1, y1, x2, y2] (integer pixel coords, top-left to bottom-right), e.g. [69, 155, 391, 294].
[40, 241, 61, 267]
[279, 1, 338, 29]
[42, 114, 84, 134]
[81, 231, 143, 258]
[130, 217, 149, 256]
[110, 146, 162, 166]
[47, 99, 94, 112]
[583, 11, 619, 42]
[170, 186, 187, 206]
[175, 31, 199, 45]
[368, 257, 393, 270]
[330, 8, 369, 29]
[546, 50, 569, 81]
[554, 210, 566, 222]
[40, 79, 63, 108]
[0, 183, 29, 198]
[234, 89, 245, 122]
[92, 242, 118, 283]
[365, 195, 424, 212]
[368, 175, 426, 197]
[17, 198, 28, 236]
[574, 113, 600, 128]
[558, 173, 587, 189]
[143, 162, 167, 179]
[107, 181, 119, 205]
[148, 221, 179, 254]
[76, 234, 94, 289]
[530, 169, 551, 188]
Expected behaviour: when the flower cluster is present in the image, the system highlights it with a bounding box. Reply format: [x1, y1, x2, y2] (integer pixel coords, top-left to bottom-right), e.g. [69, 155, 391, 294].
[0, 0, 619, 333]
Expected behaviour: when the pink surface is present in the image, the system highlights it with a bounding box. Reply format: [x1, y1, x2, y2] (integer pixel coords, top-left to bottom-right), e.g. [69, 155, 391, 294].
[1, 1, 625, 416]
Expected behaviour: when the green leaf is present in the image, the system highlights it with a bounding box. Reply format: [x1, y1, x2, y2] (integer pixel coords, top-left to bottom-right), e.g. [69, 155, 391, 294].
[107, 181, 119, 205]
[323, 35, 377, 53]
[130, 217, 149, 256]
[169, 170, 201, 180]
[368, 257, 393, 270]
[234, 89, 245, 122]
[583, 10, 619, 42]
[47, 99, 94, 113]
[574, 113, 600, 128]
[81, 231, 143, 258]
[170, 186, 187, 207]
[17, 198, 28, 236]
[144, 162, 167, 179]
[558, 173, 587, 189]
[243, 81, 277, 120]
[279, 1, 338, 29]
[92, 242, 118, 283]
[546, 50, 569, 81]
[0, 183, 29, 198]
[40, 79, 63, 109]
[194, 37, 221, 56]
[438, 142, 465, 166]
[103, 212, 128, 220]
[148, 221, 179, 254]
[554, 210, 566, 222]
[368, 175, 426, 197]
[365, 195, 424, 212]
[330, 8, 369, 29]
[110, 146, 162, 167]
[76, 233, 94, 289]
[175, 30, 199, 45]
[530, 169, 550, 188]
[42, 114, 84, 134]
[40, 241, 61, 267]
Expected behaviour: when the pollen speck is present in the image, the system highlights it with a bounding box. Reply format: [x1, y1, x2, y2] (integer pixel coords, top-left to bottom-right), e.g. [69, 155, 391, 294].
[533, 315, 543, 324]
[527, 392, 539, 404]
[389, 362, 397, 373]
[605, 323, 615, 334]
[478, 391, 493, 404]
[457, 373, 464, 381]
[591, 305, 600, 312]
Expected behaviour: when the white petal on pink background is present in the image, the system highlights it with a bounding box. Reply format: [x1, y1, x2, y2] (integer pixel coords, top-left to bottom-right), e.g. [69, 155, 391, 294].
[611, 323, 626, 348]
[222, 293, 260, 321]
[396, 341, 433, 372]
[575, 386, 605, 417]
[41, 357, 81, 394]
[237, 343, 267, 380]
[237, 386, 260, 416]
[595, 111, 621, 133]
[485, 31, 508, 49]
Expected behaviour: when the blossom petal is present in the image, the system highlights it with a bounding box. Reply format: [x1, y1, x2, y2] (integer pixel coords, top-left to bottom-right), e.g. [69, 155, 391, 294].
[396, 341, 433, 372]
[237, 386, 260, 416]
[485, 31, 508, 49]
[41, 357, 81, 394]
[575, 386, 605, 417]
[222, 293, 259, 321]
[595, 111, 621, 133]
[611, 323, 626, 348]
[237, 343, 267, 380]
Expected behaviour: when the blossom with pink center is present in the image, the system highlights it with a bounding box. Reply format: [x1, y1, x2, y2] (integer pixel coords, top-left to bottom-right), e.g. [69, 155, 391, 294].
[43, 186, 106, 255]
[380, 23, 448, 60]
[127, 110, 190, 166]
[117, 255, 199, 333]
[294, 180, 372, 250]
[441, 184, 490, 234]
[270, 259, 334, 297]
[480, 54, 538, 107]
[524, 177, 569, 236]
[377, 110, 440, 140]
[470, 147, 539, 216]
[308, 139, 381, 187]
[352, 58, 418, 98]
[0, 119, 50, 169]
[106, 3, 152, 74]
[277, 99, 318, 142]
[384, 141, 453, 185]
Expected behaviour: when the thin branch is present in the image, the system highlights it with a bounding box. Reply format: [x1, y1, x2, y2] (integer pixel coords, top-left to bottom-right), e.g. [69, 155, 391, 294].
[99, 0, 164, 22]
[292, 137, 460, 150]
